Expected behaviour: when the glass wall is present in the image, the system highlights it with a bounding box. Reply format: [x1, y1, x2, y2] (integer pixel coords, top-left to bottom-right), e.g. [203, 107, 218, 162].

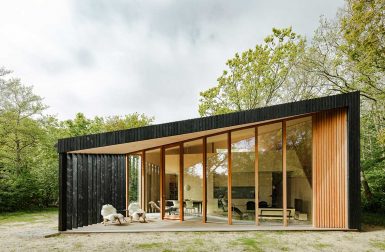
[145, 149, 161, 219]
[164, 145, 181, 219]
[286, 117, 312, 225]
[231, 128, 255, 224]
[126, 116, 313, 227]
[128, 154, 141, 206]
[206, 133, 228, 223]
[183, 139, 204, 221]
[258, 123, 283, 226]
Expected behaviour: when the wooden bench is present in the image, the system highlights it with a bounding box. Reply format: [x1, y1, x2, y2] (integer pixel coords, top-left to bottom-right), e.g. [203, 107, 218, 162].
[258, 208, 295, 219]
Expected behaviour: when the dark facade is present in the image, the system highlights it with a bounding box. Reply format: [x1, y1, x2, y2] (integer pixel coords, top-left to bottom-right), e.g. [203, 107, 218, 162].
[58, 92, 360, 231]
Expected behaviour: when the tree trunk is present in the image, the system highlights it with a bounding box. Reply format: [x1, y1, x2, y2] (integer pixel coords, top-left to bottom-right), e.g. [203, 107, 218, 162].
[361, 171, 373, 199]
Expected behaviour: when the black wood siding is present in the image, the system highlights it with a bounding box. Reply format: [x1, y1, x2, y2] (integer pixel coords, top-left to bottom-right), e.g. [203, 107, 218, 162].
[59, 154, 126, 231]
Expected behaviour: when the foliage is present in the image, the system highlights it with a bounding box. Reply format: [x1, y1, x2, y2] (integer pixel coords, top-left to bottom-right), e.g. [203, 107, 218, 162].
[305, 0, 385, 211]
[199, 27, 320, 116]
[362, 211, 385, 227]
[61, 112, 154, 138]
[0, 69, 153, 212]
[199, 0, 385, 213]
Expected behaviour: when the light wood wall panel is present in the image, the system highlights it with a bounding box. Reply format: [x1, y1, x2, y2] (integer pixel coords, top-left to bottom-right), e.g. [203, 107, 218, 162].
[313, 108, 347, 228]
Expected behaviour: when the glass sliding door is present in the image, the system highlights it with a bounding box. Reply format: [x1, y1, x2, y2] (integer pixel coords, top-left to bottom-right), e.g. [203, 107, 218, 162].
[206, 133, 228, 223]
[128, 154, 141, 207]
[183, 139, 204, 221]
[145, 149, 161, 219]
[286, 117, 312, 226]
[258, 123, 283, 226]
[164, 145, 181, 220]
[231, 128, 255, 224]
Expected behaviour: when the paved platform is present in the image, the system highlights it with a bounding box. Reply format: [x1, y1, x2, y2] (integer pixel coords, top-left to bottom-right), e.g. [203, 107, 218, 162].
[62, 217, 351, 233]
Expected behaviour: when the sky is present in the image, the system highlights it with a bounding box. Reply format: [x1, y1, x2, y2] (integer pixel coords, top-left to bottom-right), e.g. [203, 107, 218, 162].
[0, 0, 344, 124]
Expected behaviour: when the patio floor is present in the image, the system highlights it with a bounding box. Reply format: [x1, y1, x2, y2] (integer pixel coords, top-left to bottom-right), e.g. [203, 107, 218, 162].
[62, 214, 351, 233]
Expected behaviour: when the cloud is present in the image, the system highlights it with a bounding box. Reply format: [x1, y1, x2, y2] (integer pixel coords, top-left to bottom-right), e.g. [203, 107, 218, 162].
[0, 0, 344, 123]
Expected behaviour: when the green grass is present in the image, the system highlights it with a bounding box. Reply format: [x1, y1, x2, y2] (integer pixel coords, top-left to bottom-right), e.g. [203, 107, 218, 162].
[231, 237, 263, 252]
[0, 207, 58, 224]
[135, 242, 165, 249]
[229, 233, 270, 252]
[371, 240, 385, 250]
[312, 242, 331, 250]
[362, 211, 385, 227]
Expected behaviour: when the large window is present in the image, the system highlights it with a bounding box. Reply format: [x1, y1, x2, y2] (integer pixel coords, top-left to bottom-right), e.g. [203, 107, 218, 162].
[164, 145, 181, 219]
[128, 116, 313, 227]
[145, 149, 161, 218]
[128, 154, 141, 205]
[286, 117, 312, 225]
[183, 139, 204, 221]
[231, 128, 255, 224]
[206, 133, 228, 223]
[258, 123, 283, 226]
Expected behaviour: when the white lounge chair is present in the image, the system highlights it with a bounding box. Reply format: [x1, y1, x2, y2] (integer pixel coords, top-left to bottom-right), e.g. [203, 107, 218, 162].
[101, 204, 126, 225]
[128, 202, 147, 223]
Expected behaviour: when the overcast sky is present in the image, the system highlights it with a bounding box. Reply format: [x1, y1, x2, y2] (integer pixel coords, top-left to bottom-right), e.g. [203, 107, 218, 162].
[0, 0, 344, 124]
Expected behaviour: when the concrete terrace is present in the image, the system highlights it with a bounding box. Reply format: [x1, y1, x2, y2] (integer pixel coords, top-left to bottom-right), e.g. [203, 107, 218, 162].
[63, 216, 350, 233]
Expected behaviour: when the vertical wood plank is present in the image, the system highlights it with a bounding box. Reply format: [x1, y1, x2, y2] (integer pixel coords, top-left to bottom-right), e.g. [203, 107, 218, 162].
[160, 147, 165, 220]
[255, 127, 259, 226]
[312, 115, 316, 227]
[87, 155, 92, 226]
[227, 131, 232, 225]
[179, 143, 184, 222]
[125, 154, 129, 217]
[141, 151, 145, 210]
[313, 108, 347, 228]
[66, 154, 72, 230]
[282, 121, 287, 227]
[203, 137, 207, 223]
[72, 155, 78, 228]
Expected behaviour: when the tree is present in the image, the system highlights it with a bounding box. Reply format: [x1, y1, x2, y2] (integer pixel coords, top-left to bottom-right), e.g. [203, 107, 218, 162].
[304, 0, 385, 203]
[341, 0, 385, 76]
[61, 112, 154, 137]
[198, 27, 317, 116]
[0, 67, 155, 211]
[0, 76, 47, 175]
[0, 70, 48, 210]
[61, 113, 102, 137]
[102, 113, 154, 132]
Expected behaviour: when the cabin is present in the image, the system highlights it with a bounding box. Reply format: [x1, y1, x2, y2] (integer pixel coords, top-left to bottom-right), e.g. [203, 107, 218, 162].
[57, 92, 360, 231]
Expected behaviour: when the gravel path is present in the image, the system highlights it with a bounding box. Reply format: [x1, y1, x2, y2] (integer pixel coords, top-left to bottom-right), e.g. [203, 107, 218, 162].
[1, 213, 385, 251]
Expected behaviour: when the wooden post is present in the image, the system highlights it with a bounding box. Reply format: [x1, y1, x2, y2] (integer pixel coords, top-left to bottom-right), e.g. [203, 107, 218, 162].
[312, 115, 316, 227]
[141, 151, 145, 211]
[160, 147, 165, 220]
[227, 131, 232, 225]
[282, 121, 288, 227]
[255, 127, 259, 225]
[125, 154, 129, 217]
[203, 137, 207, 223]
[179, 143, 184, 222]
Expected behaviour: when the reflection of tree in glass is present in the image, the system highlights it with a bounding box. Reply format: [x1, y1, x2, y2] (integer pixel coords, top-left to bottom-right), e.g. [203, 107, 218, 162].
[185, 163, 203, 178]
[259, 130, 283, 152]
[232, 137, 255, 172]
[207, 153, 228, 175]
[287, 120, 312, 184]
[129, 156, 140, 202]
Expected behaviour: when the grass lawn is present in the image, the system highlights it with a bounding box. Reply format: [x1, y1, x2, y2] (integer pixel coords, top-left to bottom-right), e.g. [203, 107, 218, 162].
[0, 208, 57, 225]
[0, 208, 385, 251]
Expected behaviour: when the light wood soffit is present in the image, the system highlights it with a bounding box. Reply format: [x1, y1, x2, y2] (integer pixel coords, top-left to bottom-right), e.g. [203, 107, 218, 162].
[68, 114, 310, 154]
